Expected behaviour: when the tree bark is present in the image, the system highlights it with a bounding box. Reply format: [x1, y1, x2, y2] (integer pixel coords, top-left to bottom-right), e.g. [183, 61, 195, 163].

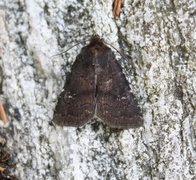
[0, 0, 195, 179]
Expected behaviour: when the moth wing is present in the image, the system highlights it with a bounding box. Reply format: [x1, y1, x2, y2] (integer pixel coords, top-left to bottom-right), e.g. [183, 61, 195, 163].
[53, 53, 96, 127]
[96, 51, 143, 129]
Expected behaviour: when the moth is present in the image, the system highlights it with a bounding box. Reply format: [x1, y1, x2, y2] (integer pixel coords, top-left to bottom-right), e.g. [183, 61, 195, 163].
[53, 36, 143, 129]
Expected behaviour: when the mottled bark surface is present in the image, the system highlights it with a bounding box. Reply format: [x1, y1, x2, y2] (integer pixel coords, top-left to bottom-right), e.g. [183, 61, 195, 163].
[0, 0, 195, 179]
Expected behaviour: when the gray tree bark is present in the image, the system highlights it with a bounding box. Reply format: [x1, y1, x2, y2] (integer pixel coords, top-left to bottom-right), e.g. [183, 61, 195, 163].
[0, 0, 195, 179]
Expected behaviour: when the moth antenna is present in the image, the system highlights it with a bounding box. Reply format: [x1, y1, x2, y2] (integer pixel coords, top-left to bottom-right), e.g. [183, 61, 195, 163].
[50, 42, 83, 60]
[103, 41, 129, 62]
[104, 40, 143, 79]
[50, 36, 93, 60]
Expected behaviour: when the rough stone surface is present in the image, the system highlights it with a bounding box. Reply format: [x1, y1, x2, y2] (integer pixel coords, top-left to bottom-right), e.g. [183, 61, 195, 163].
[0, 0, 195, 179]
